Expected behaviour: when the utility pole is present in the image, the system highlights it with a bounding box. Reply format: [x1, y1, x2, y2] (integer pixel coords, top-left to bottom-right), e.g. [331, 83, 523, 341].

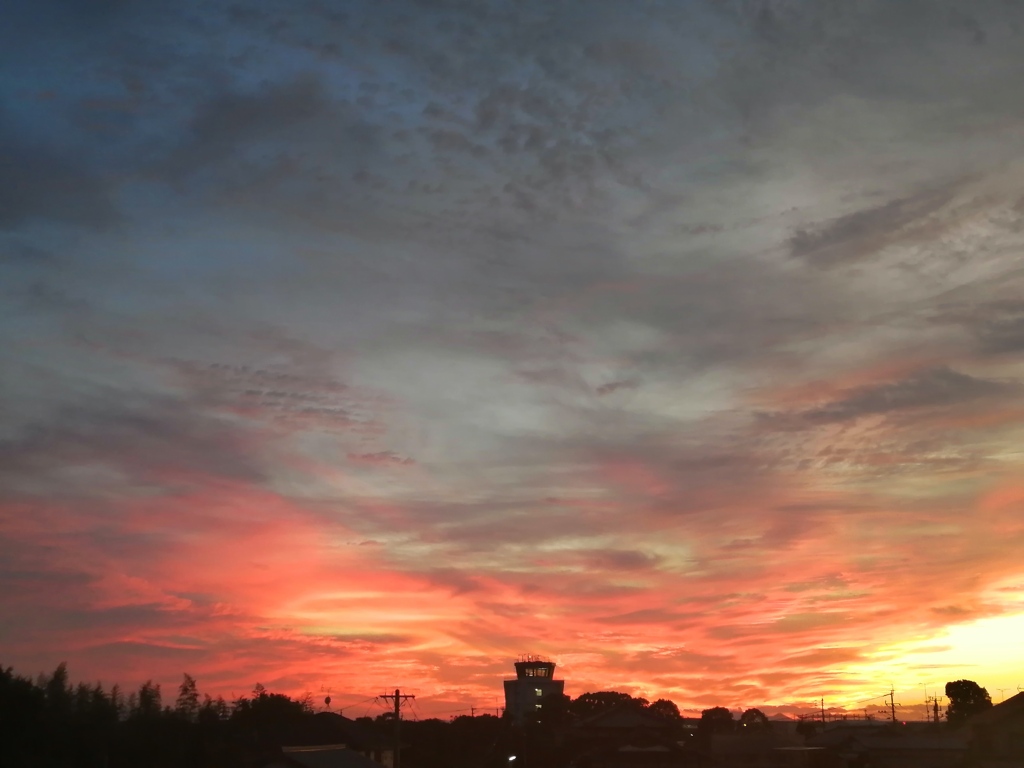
[886, 688, 898, 723]
[821, 699, 826, 724]
[932, 696, 942, 724]
[381, 689, 415, 768]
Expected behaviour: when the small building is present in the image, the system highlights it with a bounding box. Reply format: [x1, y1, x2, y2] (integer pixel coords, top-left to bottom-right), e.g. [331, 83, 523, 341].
[808, 724, 967, 768]
[569, 705, 712, 768]
[264, 745, 386, 768]
[964, 690, 1024, 763]
[503, 655, 565, 726]
[277, 712, 396, 768]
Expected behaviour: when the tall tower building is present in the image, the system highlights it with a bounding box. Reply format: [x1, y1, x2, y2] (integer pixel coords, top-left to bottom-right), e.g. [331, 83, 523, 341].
[503, 655, 564, 726]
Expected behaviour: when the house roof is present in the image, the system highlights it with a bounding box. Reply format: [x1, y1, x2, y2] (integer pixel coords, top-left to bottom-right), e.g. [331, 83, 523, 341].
[968, 691, 1024, 727]
[853, 734, 968, 752]
[279, 712, 394, 750]
[267, 746, 385, 768]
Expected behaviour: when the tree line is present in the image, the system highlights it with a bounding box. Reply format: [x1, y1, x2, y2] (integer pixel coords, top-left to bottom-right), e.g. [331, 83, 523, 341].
[0, 662, 997, 768]
[0, 662, 311, 768]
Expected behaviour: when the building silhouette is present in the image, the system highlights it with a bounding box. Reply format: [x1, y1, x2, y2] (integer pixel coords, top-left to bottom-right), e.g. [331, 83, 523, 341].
[503, 655, 564, 726]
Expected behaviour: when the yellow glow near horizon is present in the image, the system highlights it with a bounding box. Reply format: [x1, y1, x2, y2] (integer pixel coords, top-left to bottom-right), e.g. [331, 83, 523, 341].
[839, 611, 1024, 707]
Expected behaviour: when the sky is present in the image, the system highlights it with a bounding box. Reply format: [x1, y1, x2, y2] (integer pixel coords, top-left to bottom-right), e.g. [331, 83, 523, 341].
[2, 0, 1024, 720]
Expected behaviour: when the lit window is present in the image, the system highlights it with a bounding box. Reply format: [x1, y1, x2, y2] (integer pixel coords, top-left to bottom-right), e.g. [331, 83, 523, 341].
[535, 689, 543, 697]
[536, 704, 542, 709]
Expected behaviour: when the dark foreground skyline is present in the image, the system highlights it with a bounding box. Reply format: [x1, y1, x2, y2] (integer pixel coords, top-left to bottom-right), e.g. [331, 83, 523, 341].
[2, 0, 1024, 716]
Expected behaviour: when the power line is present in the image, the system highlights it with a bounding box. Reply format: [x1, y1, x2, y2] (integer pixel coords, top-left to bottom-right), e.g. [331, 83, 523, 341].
[361, 698, 379, 719]
[327, 695, 377, 715]
[409, 698, 425, 722]
[855, 692, 893, 706]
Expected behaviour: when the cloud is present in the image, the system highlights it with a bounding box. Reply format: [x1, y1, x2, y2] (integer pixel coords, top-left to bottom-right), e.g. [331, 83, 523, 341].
[768, 367, 1017, 428]
[0, 388, 270, 495]
[347, 451, 415, 466]
[0, 240, 55, 263]
[580, 549, 662, 572]
[975, 302, 1024, 355]
[595, 379, 639, 396]
[0, 109, 119, 230]
[789, 187, 958, 267]
[160, 75, 338, 182]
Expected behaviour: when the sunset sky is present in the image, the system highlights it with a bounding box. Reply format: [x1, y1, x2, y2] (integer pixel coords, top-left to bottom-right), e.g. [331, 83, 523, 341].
[3, 0, 1024, 720]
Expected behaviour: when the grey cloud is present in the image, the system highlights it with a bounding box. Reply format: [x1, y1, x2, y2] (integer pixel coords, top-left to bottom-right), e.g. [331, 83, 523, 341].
[713, 0, 1024, 119]
[0, 110, 119, 231]
[595, 379, 639, 396]
[550, 261, 849, 372]
[50, 0, 130, 22]
[171, 360, 371, 434]
[0, 240, 56, 263]
[582, 549, 661, 572]
[159, 75, 341, 181]
[347, 451, 415, 466]
[790, 187, 957, 267]
[1, 605, 202, 654]
[800, 367, 1013, 424]
[976, 302, 1024, 355]
[0, 390, 269, 494]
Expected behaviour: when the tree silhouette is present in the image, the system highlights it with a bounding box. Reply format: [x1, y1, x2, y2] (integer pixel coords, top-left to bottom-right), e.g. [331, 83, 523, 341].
[945, 679, 992, 726]
[699, 706, 735, 735]
[44, 662, 73, 718]
[175, 674, 200, 722]
[569, 691, 648, 718]
[133, 680, 162, 719]
[535, 692, 572, 728]
[649, 698, 682, 721]
[739, 708, 770, 730]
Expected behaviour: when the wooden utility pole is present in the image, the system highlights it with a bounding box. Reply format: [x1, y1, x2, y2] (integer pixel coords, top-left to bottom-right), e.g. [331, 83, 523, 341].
[381, 689, 415, 768]
[886, 688, 898, 723]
